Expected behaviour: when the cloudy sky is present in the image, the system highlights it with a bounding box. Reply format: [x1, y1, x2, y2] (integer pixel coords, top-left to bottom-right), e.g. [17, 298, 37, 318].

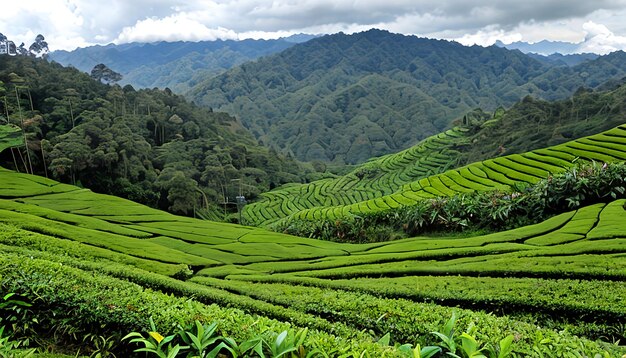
[3, 0, 626, 54]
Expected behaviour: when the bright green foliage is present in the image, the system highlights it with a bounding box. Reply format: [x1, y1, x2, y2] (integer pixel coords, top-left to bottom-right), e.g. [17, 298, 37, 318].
[244, 127, 471, 226]
[0, 167, 349, 270]
[249, 125, 626, 235]
[0, 168, 625, 357]
[272, 161, 626, 243]
[0, 326, 36, 358]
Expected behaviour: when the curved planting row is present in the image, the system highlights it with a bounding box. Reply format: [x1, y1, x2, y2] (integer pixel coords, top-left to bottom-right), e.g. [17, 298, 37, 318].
[198, 200, 626, 349]
[273, 124, 626, 226]
[0, 167, 362, 272]
[243, 127, 471, 225]
[0, 168, 625, 356]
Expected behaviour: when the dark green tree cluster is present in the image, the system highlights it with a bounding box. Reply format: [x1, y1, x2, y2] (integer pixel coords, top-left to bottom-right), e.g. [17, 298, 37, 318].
[453, 84, 626, 165]
[0, 56, 313, 219]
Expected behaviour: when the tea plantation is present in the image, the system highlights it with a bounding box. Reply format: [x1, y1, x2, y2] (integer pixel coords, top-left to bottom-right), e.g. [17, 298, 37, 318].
[0, 165, 625, 356]
[244, 124, 626, 228]
[243, 127, 473, 226]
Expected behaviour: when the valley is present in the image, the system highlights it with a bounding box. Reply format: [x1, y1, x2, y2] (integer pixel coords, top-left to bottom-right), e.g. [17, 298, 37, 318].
[0, 23, 625, 358]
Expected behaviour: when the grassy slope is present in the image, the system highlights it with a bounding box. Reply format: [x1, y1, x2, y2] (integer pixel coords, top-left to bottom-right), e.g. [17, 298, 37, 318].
[244, 124, 626, 227]
[0, 167, 625, 355]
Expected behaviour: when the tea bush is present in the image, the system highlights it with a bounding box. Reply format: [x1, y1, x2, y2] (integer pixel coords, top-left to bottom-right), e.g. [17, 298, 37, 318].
[278, 162, 626, 242]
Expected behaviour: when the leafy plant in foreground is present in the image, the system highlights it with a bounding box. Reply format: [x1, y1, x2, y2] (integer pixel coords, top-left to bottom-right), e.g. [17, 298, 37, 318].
[0, 292, 35, 357]
[123, 318, 185, 358]
[82, 333, 118, 358]
[399, 313, 514, 358]
[0, 326, 35, 358]
[125, 318, 320, 358]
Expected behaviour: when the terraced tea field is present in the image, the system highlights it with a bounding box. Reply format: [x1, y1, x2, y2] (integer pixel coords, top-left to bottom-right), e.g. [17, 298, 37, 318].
[0, 167, 625, 356]
[245, 124, 626, 227]
[243, 127, 471, 226]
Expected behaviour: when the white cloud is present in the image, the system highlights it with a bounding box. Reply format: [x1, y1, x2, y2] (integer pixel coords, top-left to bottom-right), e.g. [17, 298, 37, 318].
[578, 21, 626, 54]
[115, 14, 238, 43]
[2, 0, 626, 52]
[455, 26, 523, 46]
[1, 0, 89, 50]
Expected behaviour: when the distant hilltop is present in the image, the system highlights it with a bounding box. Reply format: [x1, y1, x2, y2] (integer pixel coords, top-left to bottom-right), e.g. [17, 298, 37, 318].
[0, 33, 49, 58]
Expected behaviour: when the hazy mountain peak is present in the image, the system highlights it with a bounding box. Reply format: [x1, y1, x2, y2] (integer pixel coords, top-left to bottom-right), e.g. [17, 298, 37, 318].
[495, 39, 582, 56]
[280, 33, 319, 43]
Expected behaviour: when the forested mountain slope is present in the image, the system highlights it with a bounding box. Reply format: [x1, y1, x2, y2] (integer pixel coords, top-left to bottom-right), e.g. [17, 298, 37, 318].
[49, 38, 300, 92]
[242, 84, 626, 228]
[188, 29, 626, 164]
[0, 56, 313, 219]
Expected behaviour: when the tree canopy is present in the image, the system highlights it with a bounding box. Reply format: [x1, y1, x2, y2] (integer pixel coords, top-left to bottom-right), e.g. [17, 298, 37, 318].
[0, 56, 316, 220]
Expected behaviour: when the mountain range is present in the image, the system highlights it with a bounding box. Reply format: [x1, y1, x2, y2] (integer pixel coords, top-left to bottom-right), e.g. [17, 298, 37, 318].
[49, 35, 315, 92]
[47, 29, 626, 165]
[495, 39, 582, 55]
[187, 29, 626, 164]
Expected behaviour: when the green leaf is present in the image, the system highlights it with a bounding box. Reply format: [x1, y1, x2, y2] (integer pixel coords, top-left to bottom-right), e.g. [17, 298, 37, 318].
[498, 335, 514, 358]
[377, 332, 391, 346]
[443, 312, 457, 337]
[421, 346, 442, 358]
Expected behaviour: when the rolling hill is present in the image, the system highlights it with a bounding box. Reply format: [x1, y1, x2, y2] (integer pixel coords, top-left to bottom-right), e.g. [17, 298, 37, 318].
[0, 164, 624, 356]
[188, 29, 626, 164]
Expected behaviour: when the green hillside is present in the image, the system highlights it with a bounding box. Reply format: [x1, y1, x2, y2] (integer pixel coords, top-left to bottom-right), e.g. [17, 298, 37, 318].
[243, 126, 471, 226]
[0, 167, 625, 356]
[0, 55, 314, 220]
[188, 29, 626, 164]
[243, 121, 626, 230]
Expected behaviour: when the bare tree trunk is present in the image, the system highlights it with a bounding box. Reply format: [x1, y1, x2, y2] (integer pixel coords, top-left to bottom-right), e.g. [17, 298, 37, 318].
[16, 147, 27, 173]
[197, 188, 209, 210]
[27, 88, 34, 112]
[10, 148, 19, 172]
[41, 145, 48, 178]
[15, 87, 33, 174]
[68, 98, 75, 129]
[3, 96, 8, 123]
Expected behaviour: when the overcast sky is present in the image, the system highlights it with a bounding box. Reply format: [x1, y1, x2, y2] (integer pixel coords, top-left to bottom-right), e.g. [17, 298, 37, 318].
[3, 0, 626, 54]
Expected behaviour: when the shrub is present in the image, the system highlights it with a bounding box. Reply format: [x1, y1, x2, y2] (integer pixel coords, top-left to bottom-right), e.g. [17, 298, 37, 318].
[277, 162, 626, 242]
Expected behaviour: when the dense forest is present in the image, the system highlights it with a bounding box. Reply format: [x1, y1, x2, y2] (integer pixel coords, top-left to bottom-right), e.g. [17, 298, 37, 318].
[0, 56, 318, 219]
[188, 29, 626, 164]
